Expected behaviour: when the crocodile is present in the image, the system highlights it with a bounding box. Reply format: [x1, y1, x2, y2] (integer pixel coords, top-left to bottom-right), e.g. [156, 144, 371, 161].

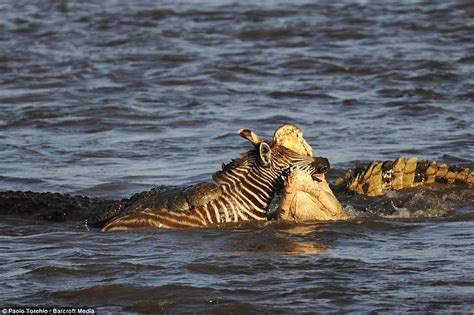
[0, 183, 224, 228]
[0, 124, 472, 229]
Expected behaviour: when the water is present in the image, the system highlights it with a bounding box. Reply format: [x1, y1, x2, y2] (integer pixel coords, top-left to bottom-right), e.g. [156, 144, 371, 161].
[1, 0, 473, 312]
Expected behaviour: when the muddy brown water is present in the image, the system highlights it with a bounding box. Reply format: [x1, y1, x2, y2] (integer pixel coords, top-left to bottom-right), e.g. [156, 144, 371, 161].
[1, 0, 473, 313]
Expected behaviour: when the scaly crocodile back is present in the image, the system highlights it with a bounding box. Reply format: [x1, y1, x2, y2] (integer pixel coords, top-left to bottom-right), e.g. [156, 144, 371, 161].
[334, 157, 474, 196]
[0, 190, 125, 227]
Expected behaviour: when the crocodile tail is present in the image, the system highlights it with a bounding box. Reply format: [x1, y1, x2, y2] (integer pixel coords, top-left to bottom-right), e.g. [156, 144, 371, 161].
[334, 157, 474, 196]
[0, 190, 125, 228]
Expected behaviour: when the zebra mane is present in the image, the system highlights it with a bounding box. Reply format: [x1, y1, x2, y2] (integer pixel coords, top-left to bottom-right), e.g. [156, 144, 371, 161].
[212, 148, 259, 186]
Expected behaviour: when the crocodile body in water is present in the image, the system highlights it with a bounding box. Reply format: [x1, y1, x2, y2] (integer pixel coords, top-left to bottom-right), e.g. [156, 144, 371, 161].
[333, 156, 474, 196]
[0, 124, 472, 230]
[0, 125, 329, 231]
[0, 182, 223, 228]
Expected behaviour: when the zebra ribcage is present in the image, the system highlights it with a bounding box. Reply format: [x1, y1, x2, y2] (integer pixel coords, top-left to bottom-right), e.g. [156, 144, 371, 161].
[101, 164, 281, 231]
[201, 167, 277, 224]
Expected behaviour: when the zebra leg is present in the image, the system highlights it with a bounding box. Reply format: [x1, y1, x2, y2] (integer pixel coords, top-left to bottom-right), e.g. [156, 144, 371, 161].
[100, 206, 209, 232]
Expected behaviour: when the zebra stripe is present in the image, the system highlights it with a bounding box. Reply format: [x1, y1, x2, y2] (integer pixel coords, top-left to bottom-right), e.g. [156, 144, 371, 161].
[101, 144, 321, 231]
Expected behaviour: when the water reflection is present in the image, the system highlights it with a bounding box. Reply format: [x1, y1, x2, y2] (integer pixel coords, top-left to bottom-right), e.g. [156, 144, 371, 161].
[229, 222, 331, 256]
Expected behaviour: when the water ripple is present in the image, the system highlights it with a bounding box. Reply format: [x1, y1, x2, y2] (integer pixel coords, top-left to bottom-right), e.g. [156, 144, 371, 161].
[0, 0, 473, 312]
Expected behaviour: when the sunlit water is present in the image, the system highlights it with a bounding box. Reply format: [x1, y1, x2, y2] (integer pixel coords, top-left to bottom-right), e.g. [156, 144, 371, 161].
[0, 0, 473, 312]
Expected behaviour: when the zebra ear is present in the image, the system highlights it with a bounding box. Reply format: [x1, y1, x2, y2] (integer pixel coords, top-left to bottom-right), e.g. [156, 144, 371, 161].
[259, 142, 272, 167]
[239, 129, 264, 146]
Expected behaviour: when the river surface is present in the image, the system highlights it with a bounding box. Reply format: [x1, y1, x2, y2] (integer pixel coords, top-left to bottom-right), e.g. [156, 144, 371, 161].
[1, 0, 473, 313]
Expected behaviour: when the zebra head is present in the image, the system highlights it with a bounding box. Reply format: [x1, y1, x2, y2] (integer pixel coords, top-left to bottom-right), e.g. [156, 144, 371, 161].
[236, 125, 330, 186]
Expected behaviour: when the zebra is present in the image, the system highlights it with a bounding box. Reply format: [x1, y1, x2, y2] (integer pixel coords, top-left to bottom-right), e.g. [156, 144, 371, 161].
[101, 127, 329, 231]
